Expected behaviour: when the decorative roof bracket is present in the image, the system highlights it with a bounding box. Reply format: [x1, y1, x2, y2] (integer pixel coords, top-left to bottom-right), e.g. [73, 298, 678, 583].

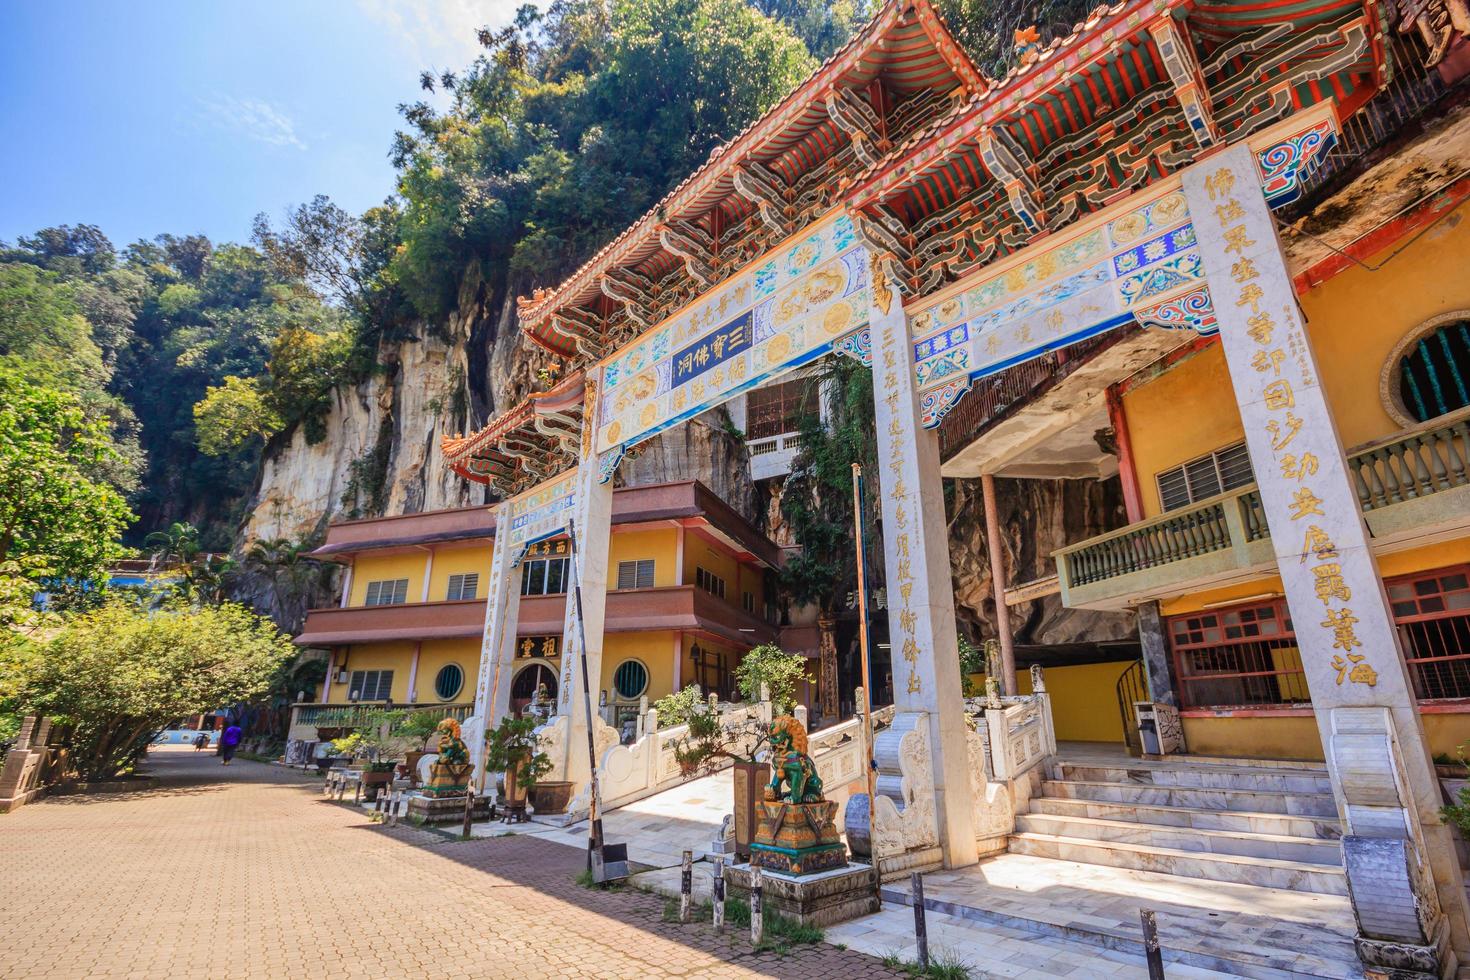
[551, 307, 607, 361]
[1148, 17, 1219, 149]
[825, 87, 887, 169]
[977, 129, 1045, 234]
[532, 411, 582, 455]
[731, 161, 792, 237]
[599, 267, 658, 329]
[658, 219, 718, 288]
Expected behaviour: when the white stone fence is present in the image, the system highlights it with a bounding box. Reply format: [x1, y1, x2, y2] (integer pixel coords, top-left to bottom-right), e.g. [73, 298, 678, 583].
[967, 691, 1056, 782]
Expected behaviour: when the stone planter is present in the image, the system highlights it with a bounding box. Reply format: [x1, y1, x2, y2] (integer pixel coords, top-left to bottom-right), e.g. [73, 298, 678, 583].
[362, 768, 396, 802]
[528, 780, 573, 815]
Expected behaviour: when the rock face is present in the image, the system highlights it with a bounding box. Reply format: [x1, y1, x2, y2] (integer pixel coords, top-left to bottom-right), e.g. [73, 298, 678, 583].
[616, 408, 758, 524]
[947, 475, 1136, 648]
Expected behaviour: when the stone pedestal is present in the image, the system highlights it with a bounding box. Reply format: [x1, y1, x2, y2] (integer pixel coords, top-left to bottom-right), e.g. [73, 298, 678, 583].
[423, 762, 472, 798]
[751, 799, 846, 875]
[405, 792, 490, 825]
[725, 862, 880, 928]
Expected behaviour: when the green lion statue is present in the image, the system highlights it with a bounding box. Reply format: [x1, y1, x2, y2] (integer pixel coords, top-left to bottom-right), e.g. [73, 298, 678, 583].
[434, 718, 469, 767]
[766, 715, 824, 804]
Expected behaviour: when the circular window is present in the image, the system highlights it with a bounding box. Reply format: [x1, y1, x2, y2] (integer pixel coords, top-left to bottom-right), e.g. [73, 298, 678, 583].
[433, 664, 464, 702]
[612, 659, 649, 700]
[1383, 312, 1470, 427]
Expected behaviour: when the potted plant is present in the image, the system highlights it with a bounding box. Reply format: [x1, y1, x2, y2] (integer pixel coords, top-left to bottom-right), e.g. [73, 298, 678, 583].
[393, 711, 442, 785]
[671, 699, 770, 858]
[485, 716, 555, 813]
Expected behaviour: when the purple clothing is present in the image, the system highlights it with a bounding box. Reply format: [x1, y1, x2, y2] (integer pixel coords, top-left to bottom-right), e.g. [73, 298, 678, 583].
[221, 726, 243, 747]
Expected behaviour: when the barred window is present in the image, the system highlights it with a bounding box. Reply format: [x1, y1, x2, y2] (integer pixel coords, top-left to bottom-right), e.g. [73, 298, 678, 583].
[695, 566, 726, 599]
[348, 670, 394, 701]
[446, 573, 479, 601]
[1398, 318, 1470, 423]
[616, 559, 655, 590]
[363, 579, 409, 606]
[1157, 442, 1254, 511]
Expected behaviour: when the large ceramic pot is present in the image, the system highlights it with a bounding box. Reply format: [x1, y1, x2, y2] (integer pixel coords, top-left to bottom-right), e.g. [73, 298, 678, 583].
[528, 780, 573, 815]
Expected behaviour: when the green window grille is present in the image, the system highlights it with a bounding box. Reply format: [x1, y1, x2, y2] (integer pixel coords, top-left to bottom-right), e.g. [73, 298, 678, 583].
[612, 660, 648, 699]
[433, 664, 464, 702]
[1401, 319, 1470, 422]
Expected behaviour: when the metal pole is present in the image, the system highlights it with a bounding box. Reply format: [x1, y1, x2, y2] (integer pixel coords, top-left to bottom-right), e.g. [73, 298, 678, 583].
[712, 858, 726, 933]
[680, 850, 693, 923]
[981, 473, 1016, 694]
[566, 518, 605, 871]
[1140, 909, 1166, 979]
[911, 871, 929, 970]
[852, 464, 881, 875]
[750, 865, 764, 945]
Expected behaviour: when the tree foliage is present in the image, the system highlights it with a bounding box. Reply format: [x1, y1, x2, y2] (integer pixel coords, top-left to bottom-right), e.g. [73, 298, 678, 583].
[6, 600, 293, 779]
[0, 367, 133, 586]
[733, 643, 808, 715]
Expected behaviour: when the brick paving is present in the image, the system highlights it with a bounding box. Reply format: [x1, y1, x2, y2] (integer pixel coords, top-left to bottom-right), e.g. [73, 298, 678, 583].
[0, 747, 905, 980]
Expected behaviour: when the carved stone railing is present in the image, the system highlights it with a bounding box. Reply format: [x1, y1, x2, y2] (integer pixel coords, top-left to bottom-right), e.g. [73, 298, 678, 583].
[596, 696, 765, 811]
[967, 691, 1056, 783]
[1057, 414, 1470, 600]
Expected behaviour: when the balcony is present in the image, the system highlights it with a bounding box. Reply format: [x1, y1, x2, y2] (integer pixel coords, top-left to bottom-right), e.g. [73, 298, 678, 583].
[1057, 412, 1470, 610]
[287, 701, 473, 739]
[295, 599, 485, 647]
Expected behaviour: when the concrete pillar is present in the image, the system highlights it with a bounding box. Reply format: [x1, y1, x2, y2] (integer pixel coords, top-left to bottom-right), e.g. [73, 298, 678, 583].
[470, 505, 523, 782]
[1136, 601, 1177, 707]
[406, 642, 422, 704]
[868, 258, 979, 869]
[1184, 143, 1468, 971]
[980, 474, 1016, 694]
[559, 455, 615, 800]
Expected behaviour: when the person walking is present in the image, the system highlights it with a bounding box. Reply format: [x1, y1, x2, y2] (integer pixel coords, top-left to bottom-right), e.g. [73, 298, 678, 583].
[219, 723, 243, 765]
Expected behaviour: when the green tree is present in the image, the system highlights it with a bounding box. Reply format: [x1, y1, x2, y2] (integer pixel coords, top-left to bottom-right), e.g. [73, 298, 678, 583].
[0, 263, 108, 393]
[734, 643, 808, 716]
[6, 601, 293, 779]
[193, 376, 285, 455]
[0, 367, 133, 586]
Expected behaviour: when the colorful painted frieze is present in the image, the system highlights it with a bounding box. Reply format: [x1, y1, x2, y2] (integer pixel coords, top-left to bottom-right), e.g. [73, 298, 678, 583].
[504, 469, 579, 558]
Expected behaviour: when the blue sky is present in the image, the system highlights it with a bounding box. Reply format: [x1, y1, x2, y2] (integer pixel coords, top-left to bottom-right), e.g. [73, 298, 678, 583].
[0, 1, 528, 249]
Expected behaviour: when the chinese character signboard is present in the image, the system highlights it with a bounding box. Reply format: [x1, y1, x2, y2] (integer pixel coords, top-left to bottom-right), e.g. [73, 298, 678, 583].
[504, 468, 579, 560]
[594, 212, 870, 454]
[1182, 142, 1410, 710]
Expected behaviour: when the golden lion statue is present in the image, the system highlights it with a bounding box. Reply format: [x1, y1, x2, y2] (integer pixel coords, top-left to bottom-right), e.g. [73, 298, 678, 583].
[766, 714, 823, 804]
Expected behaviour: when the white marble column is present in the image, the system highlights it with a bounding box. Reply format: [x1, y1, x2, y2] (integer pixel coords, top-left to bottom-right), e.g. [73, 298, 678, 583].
[558, 451, 616, 806]
[868, 258, 979, 869]
[1184, 143, 1468, 967]
[469, 504, 522, 783]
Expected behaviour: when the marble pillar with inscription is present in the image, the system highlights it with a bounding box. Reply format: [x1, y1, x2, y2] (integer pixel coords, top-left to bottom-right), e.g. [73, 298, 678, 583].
[469, 504, 523, 783]
[559, 401, 617, 812]
[1184, 142, 1468, 973]
[866, 254, 980, 869]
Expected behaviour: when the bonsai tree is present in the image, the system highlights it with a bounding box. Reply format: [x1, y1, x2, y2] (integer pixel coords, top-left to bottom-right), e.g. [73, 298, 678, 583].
[484, 716, 552, 794]
[392, 710, 442, 750]
[652, 684, 706, 728]
[670, 698, 769, 777]
[329, 732, 367, 762]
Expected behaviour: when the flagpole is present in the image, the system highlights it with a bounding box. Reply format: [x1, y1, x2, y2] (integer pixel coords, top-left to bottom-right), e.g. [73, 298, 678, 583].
[565, 518, 605, 871]
[852, 463, 881, 872]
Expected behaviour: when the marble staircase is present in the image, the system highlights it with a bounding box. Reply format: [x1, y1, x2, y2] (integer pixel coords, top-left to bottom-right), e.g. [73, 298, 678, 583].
[1010, 753, 1346, 896]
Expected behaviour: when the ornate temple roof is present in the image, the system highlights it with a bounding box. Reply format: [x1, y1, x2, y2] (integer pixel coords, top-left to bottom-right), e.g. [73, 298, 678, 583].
[440, 370, 586, 492]
[514, 0, 989, 361]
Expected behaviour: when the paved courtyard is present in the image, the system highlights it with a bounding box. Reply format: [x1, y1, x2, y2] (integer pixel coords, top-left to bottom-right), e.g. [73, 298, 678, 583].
[0, 747, 902, 980]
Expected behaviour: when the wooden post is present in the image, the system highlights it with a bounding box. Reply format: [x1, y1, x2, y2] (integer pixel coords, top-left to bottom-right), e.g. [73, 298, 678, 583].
[680, 850, 693, 923]
[712, 858, 726, 933]
[911, 872, 929, 970]
[461, 781, 475, 839]
[750, 865, 764, 945]
[981, 473, 1016, 694]
[1140, 909, 1165, 979]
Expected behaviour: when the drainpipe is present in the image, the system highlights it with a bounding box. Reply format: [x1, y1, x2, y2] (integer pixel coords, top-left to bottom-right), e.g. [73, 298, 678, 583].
[981, 474, 1016, 695]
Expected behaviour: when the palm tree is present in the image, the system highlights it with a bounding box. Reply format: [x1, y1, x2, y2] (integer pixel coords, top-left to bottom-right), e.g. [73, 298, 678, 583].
[243, 536, 324, 624]
[143, 522, 200, 569]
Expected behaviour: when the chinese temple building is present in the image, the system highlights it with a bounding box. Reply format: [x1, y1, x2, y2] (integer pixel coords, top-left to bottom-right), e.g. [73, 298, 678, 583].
[289, 481, 783, 742]
[441, 0, 1470, 972]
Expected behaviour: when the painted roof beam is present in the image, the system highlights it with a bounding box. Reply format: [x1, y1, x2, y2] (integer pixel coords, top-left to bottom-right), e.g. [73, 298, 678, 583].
[1148, 16, 1219, 149]
[658, 218, 718, 288]
[731, 160, 792, 237]
[598, 267, 658, 330]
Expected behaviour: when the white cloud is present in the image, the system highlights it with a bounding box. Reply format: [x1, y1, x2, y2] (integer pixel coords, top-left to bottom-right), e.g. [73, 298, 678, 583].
[198, 95, 308, 151]
[353, 0, 533, 74]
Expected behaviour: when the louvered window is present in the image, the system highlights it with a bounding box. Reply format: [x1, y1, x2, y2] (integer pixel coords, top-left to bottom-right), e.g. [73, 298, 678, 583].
[695, 566, 726, 599]
[616, 559, 655, 590]
[446, 573, 479, 601]
[1157, 442, 1255, 511]
[363, 579, 409, 606]
[1400, 319, 1470, 422]
[348, 670, 394, 701]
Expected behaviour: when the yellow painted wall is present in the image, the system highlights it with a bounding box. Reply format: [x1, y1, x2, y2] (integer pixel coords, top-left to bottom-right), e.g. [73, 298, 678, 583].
[329, 641, 417, 701]
[426, 544, 491, 602]
[347, 553, 428, 607]
[1424, 714, 1470, 759]
[1122, 210, 1470, 520]
[1181, 714, 1325, 761]
[684, 536, 740, 595]
[600, 630, 677, 702]
[414, 638, 480, 703]
[609, 528, 679, 587]
[1016, 661, 1136, 743]
[1161, 538, 1470, 617]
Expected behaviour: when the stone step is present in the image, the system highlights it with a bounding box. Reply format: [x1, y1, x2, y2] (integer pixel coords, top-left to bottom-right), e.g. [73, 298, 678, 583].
[1030, 795, 1342, 840]
[1053, 761, 1333, 795]
[1009, 832, 1348, 895]
[1043, 778, 1339, 816]
[880, 853, 1361, 980]
[1016, 812, 1341, 865]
